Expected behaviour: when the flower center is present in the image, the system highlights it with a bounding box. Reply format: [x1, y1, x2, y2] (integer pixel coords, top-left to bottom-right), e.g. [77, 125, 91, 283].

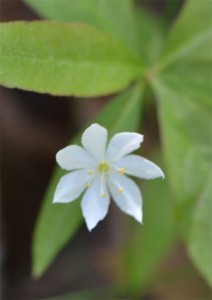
[98, 160, 109, 173]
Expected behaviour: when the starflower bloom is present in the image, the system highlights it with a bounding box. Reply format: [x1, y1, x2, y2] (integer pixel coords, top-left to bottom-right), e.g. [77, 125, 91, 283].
[53, 123, 164, 231]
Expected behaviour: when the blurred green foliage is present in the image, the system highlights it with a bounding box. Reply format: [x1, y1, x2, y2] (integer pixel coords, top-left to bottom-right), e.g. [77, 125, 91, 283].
[0, 0, 211, 295]
[122, 156, 175, 294]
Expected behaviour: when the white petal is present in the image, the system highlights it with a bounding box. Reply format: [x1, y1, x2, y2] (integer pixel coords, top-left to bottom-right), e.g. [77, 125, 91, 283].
[106, 132, 144, 161]
[117, 155, 165, 179]
[56, 145, 96, 171]
[107, 173, 142, 223]
[81, 176, 110, 231]
[81, 123, 108, 161]
[53, 170, 91, 203]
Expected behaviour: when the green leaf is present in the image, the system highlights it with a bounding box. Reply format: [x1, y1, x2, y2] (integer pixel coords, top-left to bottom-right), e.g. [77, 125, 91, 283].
[0, 21, 141, 96]
[24, 0, 141, 59]
[152, 77, 211, 230]
[155, 0, 212, 109]
[32, 84, 144, 277]
[149, 3, 212, 284]
[157, 61, 212, 109]
[151, 0, 212, 229]
[135, 8, 166, 66]
[152, 77, 212, 282]
[156, 0, 212, 68]
[122, 154, 175, 294]
[188, 176, 212, 286]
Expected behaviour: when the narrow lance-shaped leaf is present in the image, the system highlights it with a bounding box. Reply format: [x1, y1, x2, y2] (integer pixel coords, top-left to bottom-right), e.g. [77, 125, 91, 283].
[135, 8, 166, 66]
[122, 154, 175, 294]
[188, 176, 212, 287]
[152, 78, 211, 282]
[150, 0, 212, 285]
[32, 84, 143, 277]
[24, 0, 141, 59]
[157, 0, 212, 68]
[155, 0, 212, 109]
[0, 21, 141, 97]
[153, 78, 211, 232]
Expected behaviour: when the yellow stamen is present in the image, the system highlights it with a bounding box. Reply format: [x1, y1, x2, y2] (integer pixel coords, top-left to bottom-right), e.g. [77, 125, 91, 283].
[118, 187, 124, 193]
[87, 183, 91, 188]
[88, 170, 93, 175]
[119, 167, 125, 175]
[101, 193, 106, 198]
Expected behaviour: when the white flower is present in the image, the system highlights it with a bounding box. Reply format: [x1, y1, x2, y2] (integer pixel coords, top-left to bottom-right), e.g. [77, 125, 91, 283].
[53, 123, 164, 231]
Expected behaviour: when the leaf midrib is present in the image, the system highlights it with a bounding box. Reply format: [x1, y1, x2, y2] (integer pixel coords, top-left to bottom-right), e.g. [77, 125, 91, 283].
[154, 28, 211, 73]
[0, 54, 139, 69]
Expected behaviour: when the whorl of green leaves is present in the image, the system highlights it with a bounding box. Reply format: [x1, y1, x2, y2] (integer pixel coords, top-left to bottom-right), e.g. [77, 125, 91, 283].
[0, 0, 211, 288]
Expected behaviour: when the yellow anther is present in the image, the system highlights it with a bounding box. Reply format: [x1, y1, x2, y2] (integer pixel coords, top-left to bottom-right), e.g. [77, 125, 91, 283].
[88, 170, 93, 175]
[119, 167, 125, 175]
[101, 193, 107, 198]
[118, 187, 124, 193]
[87, 183, 91, 188]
